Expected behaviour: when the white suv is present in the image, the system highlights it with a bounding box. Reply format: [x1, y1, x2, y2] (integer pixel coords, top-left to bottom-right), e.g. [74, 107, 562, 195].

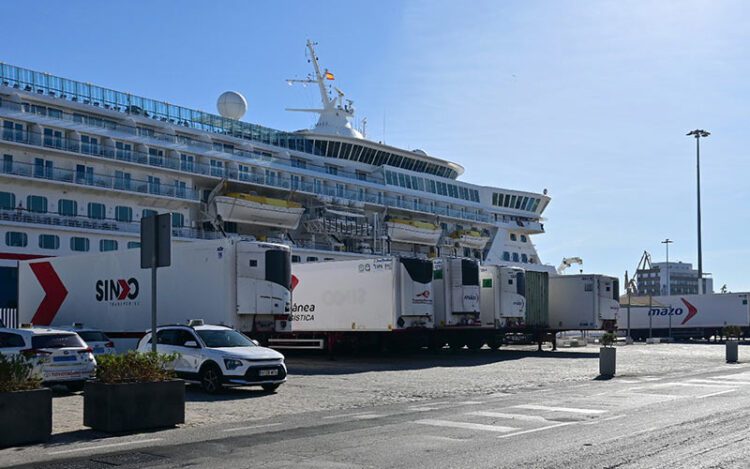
[0, 326, 97, 392]
[136, 323, 286, 394]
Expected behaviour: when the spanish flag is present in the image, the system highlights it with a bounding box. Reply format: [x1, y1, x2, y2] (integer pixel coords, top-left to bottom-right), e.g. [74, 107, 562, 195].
[324, 71, 335, 80]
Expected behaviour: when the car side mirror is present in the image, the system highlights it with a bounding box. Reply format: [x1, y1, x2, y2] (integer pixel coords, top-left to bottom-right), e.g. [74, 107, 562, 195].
[184, 340, 199, 348]
[251, 339, 260, 346]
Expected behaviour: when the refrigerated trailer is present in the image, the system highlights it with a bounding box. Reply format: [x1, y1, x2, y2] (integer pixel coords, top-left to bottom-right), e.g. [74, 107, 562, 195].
[548, 274, 620, 331]
[617, 293, 750, 340]
[270, 256, 434, 351]
[17, 238, 292, 350]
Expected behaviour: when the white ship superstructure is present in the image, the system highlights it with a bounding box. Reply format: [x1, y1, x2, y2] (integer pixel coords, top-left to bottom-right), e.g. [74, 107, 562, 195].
[0, 42, 551, 307]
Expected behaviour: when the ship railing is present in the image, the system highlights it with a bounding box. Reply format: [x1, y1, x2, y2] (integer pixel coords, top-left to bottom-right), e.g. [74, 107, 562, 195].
[0, 207, 221, 240]
[1, 128, 492, 224]
[0, 158, 200, 201]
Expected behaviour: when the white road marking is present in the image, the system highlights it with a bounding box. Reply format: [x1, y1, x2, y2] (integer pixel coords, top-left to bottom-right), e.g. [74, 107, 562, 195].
[666, 382, 737, 388]
[323, 411, 380, 420]
[582, 414, 626, 425]
[351, 413, 384, 420]
[222, 423, 283, 432]
[496, 422, 575, 439]
[512, 404, 606, 415]
[408, 406, 440, 412]
[689, 378, 750, 386]
[466, 411, 560, 423]
[696, 389, 737, 399]
[708, 373, 750, 381]
[47, 438, 163, 455]
[458, 401, 484, 405]
[416, 419, 518, 433]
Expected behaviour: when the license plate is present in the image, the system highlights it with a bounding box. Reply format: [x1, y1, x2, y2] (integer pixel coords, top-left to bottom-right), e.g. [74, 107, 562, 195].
[53, 356, 76, 362]
[259, 369, 278, 377]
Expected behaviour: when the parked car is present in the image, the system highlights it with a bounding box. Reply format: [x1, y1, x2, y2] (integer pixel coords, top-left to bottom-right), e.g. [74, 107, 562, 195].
[136, 321, 287, 394]
[59, 325, 116, 356]
[0, 326, 96, 392]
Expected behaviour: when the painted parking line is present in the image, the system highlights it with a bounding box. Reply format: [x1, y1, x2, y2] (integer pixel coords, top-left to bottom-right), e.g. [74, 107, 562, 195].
[696, 389, 737, 399]
[466, 411, 561, 424]
[48, 438, 163, 455]
[222, 423, 283, 432]
[496, 422, 575, 439]
[323, 411, 381, 420]
[416, 419, 518, 433]
[512, 404, 606, 415]
[689, 378, 750, 386]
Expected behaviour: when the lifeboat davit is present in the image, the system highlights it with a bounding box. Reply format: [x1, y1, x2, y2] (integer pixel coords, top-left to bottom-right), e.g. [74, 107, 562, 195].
[214, 193, 305, 229]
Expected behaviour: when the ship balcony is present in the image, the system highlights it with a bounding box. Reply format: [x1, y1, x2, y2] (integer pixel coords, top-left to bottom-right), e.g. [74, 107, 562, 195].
[0, 207, 220, 240]
[0, 158, 200, 202]
[0, 129, 491, 225]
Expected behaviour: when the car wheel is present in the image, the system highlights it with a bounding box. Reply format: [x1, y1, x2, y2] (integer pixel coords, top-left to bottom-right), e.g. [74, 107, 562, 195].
[66, 381, 85, 392]
[262, 383, 281, 393]
[199, 363, 223, 394]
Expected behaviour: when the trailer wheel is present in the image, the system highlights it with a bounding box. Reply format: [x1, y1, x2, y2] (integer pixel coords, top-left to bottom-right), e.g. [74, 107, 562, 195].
[200, 363, 223, 394]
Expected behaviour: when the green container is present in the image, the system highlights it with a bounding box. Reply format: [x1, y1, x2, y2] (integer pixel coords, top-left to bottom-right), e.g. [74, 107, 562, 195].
[524, 271, 549, 328]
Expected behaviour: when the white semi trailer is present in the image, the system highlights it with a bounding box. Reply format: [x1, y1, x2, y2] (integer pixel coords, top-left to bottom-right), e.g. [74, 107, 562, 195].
[479, 265, 527, 329]
[272, 256, 434, 351]
[548, 274, 620, 331]
[617, 292, 750, 340]
[17, 238, 293, 350]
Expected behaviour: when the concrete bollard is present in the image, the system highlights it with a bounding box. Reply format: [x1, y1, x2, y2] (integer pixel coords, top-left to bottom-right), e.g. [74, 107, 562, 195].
[599, 347, 616, 377]
[726, 341, 739, 363]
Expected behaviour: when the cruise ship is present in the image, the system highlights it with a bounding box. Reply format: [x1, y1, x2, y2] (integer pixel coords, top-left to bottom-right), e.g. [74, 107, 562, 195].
[0, 41, 551, 308]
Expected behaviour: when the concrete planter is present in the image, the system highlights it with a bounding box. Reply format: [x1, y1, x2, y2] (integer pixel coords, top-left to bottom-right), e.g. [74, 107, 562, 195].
[0, 388, 52, 447]
[726, 341, 739, 363]
[599, 346, 616, 377]
[84, 379, 185, 433]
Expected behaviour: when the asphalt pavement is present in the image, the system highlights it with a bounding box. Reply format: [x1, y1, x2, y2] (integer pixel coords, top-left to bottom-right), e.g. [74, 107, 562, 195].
[4, 344, 750, 468]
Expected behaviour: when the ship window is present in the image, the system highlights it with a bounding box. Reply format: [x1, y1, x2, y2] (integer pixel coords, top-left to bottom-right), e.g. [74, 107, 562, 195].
[428, 180, 436, 193]
[142, 209, 157, 219]
[0, 192, 15, 210]
[492, 193, 498, 206]
[509, 195, 517, 209]
[356, 171, 367, 181]
[510, 233, 517, 241]
[531, 199, 541, 212]
[291, 255, 301, 263]
[27, 195, 47, 214]
[397, 173, 406, 187]
[291, 157, 307, 169]
[127, 242, 140, 249]
[88, 202, 106, 220]
[521, 254, 528, 263]
[340, 143, 352, 160]
[516, 197, 525, 209]
[39, 234, 59, 250]
[512, 252, 519, 262]
[306, 256, 319, 262]
[325, 165, 338, 176]
[5, 231, 27, 247]
[520, 235, 527, 243]
[172, 213, 184, 228]
[99, 239, 118, 252]
[58, 199, 78, 217]
[180, 154, 194, 172]
[70, 237, 90, 252]
[2, 154, 11, 173]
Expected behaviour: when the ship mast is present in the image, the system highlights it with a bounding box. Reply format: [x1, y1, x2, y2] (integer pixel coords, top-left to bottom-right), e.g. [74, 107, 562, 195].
[286, 40, 362, 139]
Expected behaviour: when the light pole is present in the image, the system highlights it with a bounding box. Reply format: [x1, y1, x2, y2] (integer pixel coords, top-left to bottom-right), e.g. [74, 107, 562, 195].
[686, 129, 710, 294]
[662, 238, 673, 295]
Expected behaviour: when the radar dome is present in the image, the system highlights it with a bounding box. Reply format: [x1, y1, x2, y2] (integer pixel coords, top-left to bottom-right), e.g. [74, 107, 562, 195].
[217, 91, 247, 120]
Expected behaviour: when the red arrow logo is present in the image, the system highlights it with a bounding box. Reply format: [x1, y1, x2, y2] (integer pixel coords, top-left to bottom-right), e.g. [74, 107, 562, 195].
[680, 298, 698, 325]
[29, 262, 68, 326]
[291, 274, 299, 291]
[117, 279, 131, 300]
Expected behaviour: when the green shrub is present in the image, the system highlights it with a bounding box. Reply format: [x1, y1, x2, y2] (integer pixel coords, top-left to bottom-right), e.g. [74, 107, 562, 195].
[0, 354, 42, 392]
[600, 332, 617, 347]
[723, 325, 742, 339]
[94, 351, 178, 384]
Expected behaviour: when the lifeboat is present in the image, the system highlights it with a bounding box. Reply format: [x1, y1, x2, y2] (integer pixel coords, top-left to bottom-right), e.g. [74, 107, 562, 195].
[386, 219, 442, 246]
[214, 193, 305, 229]
[450, 229, 490, 250]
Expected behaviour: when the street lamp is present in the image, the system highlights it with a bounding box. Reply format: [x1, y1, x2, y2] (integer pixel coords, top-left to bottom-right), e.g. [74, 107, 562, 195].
[686, 129, 710, 294]
[661, 238, 673, 295]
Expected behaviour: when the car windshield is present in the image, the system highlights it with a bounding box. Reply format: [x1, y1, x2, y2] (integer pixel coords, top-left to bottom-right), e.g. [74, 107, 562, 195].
[77, 331, 108, 342]
[196, 329, 255, 348]
[31, 334, 86, 349]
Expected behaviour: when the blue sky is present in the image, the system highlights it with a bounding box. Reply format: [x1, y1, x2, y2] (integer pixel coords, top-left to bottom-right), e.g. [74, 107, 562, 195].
[4, 0, 749, 290]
